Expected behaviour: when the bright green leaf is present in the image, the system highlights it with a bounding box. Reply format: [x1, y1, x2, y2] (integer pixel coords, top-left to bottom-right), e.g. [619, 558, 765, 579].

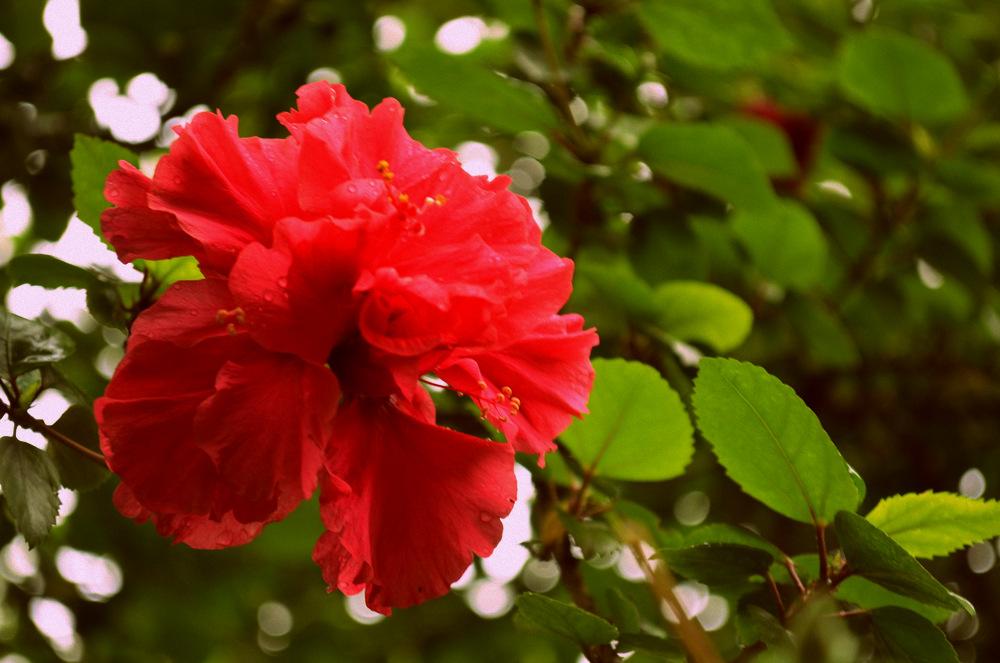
[0, 437, 61, 548]
[692, 358, 858, 524]
[639, 0, 794, 72]
[871, 607, 959, 663]
[561, 359, 694, 481]
[731, 200, 828, 290]
[866, 491, 1000, 558]
[639, 124, 778, 215]
[837, 30, 967, 125]
[0, 310, 76, 378]
[653, 281, 753, 352]
[70, 134, 138, 239]
[515, 593, 619, 646]
[834, 511, 961, 611]
[683, 523, 783, 561]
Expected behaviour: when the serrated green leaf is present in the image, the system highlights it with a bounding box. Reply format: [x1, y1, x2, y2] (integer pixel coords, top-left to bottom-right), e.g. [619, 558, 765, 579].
[638, 0, 794, 72]
[660, 543, 773, 584]
[515, 593, 619, 646]
[692, 358, 857, 524]
[834, 511, 961, 611]
[70, 134, 138, 239]
[731, 200, 828, 290]
[871, 607, 959, 663]
[837, 30, 967, 125]
[390, 46, 558, 134]
[639, 124, 778, 215]
[653, 281, 753, 352]
[0, 437, 61, 548]
[0, 309, 76, 378]
[8, 254, 103, 291]
[47, 405, 109, 492]
[561, 359, 694, 481]
[866, 491, 1000, 558]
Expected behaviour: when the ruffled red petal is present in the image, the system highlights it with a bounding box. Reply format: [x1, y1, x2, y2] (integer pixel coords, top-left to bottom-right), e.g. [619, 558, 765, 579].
[228, 217, 359, 364]
[438, 315, 598, 459]
[314, 400, 516, 614]
[129, 277, 240, 347]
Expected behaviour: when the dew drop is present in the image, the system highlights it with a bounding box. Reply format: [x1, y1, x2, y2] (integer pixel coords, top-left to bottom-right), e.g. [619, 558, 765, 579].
[479, 512, 492, 523]
[263, 293, 274, 302]
[277, 277, 288, 288]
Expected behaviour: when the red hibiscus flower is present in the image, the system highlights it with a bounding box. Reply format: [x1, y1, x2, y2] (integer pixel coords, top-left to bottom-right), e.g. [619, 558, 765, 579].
[95, 82, 598, 614]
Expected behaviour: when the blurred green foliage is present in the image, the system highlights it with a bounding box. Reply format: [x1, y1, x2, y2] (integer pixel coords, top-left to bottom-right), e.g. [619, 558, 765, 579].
[1, 0, 1000, 661]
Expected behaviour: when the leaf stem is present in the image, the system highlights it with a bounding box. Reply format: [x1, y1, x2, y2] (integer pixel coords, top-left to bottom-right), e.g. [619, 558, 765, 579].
[783, 555, 807, 595]
[817, 523, 830, 584]
[765, 571, 786, 624]
[0, 402, 107, 467]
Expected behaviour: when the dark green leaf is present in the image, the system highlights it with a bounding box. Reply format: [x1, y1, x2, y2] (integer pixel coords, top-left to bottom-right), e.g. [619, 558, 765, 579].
[683, 523, 783, 562]
[616, 632, 684, 658]
[736, 605, 794, 650]
[606, 588, 641, 634]
[515, 593, 619, 646]
[70, 134, 138, 238]
[390, 46, 558, 134]
[561, 358, 694, 481]
[834, 511, 961, 611]
[731, 200, 828, 290]
[639, 124, 778, 215]
[0, 437, 61, 547]
[48, 405, 109, 491]
[639, 0, 794, 72]
[837, 30, 967, 125]
[871, 607, 959, 663]
[692, 358, 858, 524]
[835, 576, 953, 624]
[660, 543, 773, 584]
[723, 117, 798, 178]
[0, 309, 76, 378]
[8, 254, 103, 291]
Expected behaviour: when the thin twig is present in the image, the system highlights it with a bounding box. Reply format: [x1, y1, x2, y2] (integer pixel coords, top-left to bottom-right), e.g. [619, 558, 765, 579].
[783, 555, 807, 595]
[0, 402, 107, 467]
[765, 572, 786, 624]
[817, 524, 830, 584]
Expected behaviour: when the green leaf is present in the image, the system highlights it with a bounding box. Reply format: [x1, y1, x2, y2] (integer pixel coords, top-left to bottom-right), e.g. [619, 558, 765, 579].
[605, 588, 641, 634]
[722, 117, 798, 178]
[616, 632, 684, 658]
[47, 405, 109, 492]
[660, 543, 773, 584]
[638, 0, 794, 72]
[837, 30, 968, 125]
[0, 437, 61, 547]
[515, 593, 619, 646]
[871, 607, 959, 663]
[731, 200, 828, 290]
[834, 511, 961, 611]
[692, 358, 858, 524]
[736, 605, 794, 650]
[866, 491, 1000, 558]
[390, 46, 558, 134]
[70, 134, 138, 238]
[682, 523, 783, 561]
[639, 124, 778, 215]
[135, 256, 204, 293]
[576, 257, 657, 323]
[652, 281, 753, 352]
[835, 576, 952, 624]
[0, 310, 76, 378]
[8, 254, 103, 291]
[561, 358, 694, 481]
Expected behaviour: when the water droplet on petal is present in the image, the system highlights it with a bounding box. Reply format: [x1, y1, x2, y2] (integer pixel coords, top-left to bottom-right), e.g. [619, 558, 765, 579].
[277, 277, 288, 288]
[263, 293, 273, 302]
[479, 512, 492, 523]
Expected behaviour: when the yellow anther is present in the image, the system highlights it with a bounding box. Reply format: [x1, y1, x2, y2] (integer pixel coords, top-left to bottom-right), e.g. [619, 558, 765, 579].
[398, 193, 410, 204]
[215, 309, 226, 324]
[495, 393, 506, 403]
[434, 193, 447, 206]
[501, 386, 513, 397]
[498, 415, 508, 423]
[226, 323, 237, 335]
[377, 160, 390, 172]
[477, 380, 488, 390]
[510, 396, 521, 407]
